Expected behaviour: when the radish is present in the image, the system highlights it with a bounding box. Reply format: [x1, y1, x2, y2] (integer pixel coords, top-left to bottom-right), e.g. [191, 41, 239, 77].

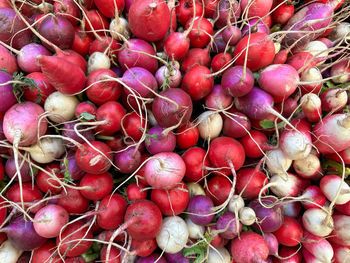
[328, 22, 350, 41]
[2, 216, 47, 251]
[303, 41, 329, 62]
[17, 43, 50, 73]
[37, 55, 86, 95]
[44, 91, 79, 122]
[301, 93, 322, 123]
[320, 88, 348, 112]
[214, 0, 241, 28]
[300, 67, 323, 94]
[230, 232, 269, 263]
[302, 230, 334, 263]
[145, 126, 176, 155]
[95, 101, 126, 136]
[242, 19, 270, 36]
[330, 60, 350, 84]
[128, 0, 170, 42]
[267, 173, 307, 198]
[221, 66, 254, 97]
[94, 0, 124, 18]
[329, 215, 350, 246]
[0, 240, 23, 263]
[185, 17, 213, 48]
[181, 47, 210, 72]
[127, 183, 148, 201]
[187, 183, 206, 197]
[240, 130, 270, 158]
[301, 186, 326, 209]
[0, 71, 17, 115]
[208, 247, 231, 263]
[136, 253, 166, 263]
[110, 17, 131, 40]
[236, 168, 267, 199]
[176, 0, 203, 26]
[302, 208, 333, 237]
[197, 111, 223, 140]
[97, 194, 127, 230]
[87, 52, 111, 74]
[204, 84, 233, 111]
[32, 241, 62, 263]
[53, 0, 80, 25]
[156, 216, 189, 254]
[33, 204, 69, 238]
[216, 212, 242, 239]
[22, 72, 56, 105]
[0, 44, 17, 74]
[37, 163, 64, 194]
[233, 33, 275, 72]
[186, 217, 204, 239]
[320, 175, 350, 205]
[211, 53, 232, 74]
[6, 182, 43, 210]
[114, 146, 141, 174]
[206, 176, 232, 206]
[264, 233, 278, 256]
[155, 65, 182, 89]
[273, 216, 302, 247]
[5, 157, 35, 182]
[333, 245, 350, 263]
[228, 195, 244, 215]
[187, 195, 214, 226]
[222, 25, 242, 46]
[265, 148, 292, 176]
[80, 172, 113, 200]
[57, 188, 90, 214]
[239, 207, 256, 226]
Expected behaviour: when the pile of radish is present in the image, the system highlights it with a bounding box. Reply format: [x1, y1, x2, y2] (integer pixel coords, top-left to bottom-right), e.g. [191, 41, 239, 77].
[0, 0, 350, 262]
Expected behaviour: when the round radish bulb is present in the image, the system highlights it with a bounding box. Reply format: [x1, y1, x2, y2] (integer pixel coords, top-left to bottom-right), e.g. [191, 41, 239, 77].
[181, 65, 213, 100]
[222, 25, 242, 46]
[5, 157, 34, 182]
[265, 148, 292, 175]
[216, 212, 242, 239]
[145, 126, 176, 154]
[33, 205, 69, 238]
[59, 151, 85, 181]
[87, 52, 111, 74]
[273, 216, 302, 247]
[228, 195, 245, 214]
[303, 41, 329, 62]
[164, 251, 190, 263]
[204, 84, 233, 110]
[223, 113, 251, 139]
[97, 194, 127, 230]
[242, 19, 270, 36]
[197, 111, 223, 140]
[44, 91, 79, 123]
[164, 32, 190, 60]
[221, 66, 254, 97]
[293, 154, 321, 179]
[187, 195, 214, 226]
[155, 65, 182, 89]
[320, 88, 348, 112]
[300, 67, 323, 94]
[239, 207, 256, 225]
[206, 176, 232, 206]
[208, 247, 231, 263]
[0, 71, 17, 115]
[136, 253, 166, 263]
[236, 168, 267, 199]
[185, 217, 205, 239]
[214, 0, 241, 28]
[79, 172, 114, 200]
[329, 215, 350, 247]
[26, 137, 65, 164]
[302, 230, 334, 263]
[17, 43, 50, 73]
[264, 233, 278, 256]
[301, 186, 326, 210]
[57, 188, 90, 214]
[156, 216, 189, 254]
[187, 183, 206, 197]
[302, 208, 333, 237]
[110, 17, 131, 40]
[114, 147, 141, 174]
[280, 128, 312, 161]
[320, 175, 350, 205]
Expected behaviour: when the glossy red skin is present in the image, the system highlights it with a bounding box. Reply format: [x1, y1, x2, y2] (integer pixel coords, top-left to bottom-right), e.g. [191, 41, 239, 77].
[86, 69, 122, 105]
[0, 0, 11, 8]
[208, 225, 229, 248]
[124, 200, 162, 240]
[75, 102, 97, 118]
[57, 222, 93, 257]
[0, 197, 6, 226]
[100, 246, 120, 263]
[236, 168, 268, 199]
[164, 32, 190, 60]
[211, 53, 232, 73]
[273, 49, 289, 65]
[55, 49, 88, 74]
[23, 72, 55, 105]
[185, 17, 213, 48]
[181, 66, 213, 100]
[32, 241, 63, 263]
[271, 0, 294, 25]
[97, 194, 127, 230]
[0, 159, 3, 182]
[75, 141, 112, 174]
[286, 52, 317, 73]
[89, 36, 121, 62]
[239, 131, 268, 158]
[176, 123, 199, 149]
[53, 0, 80, 25]
[182, 147, 210, 182]
[84, 9, 109, 37]
[6, 183, 42, 207]
[205, 176, 232, 206]
[105, 133, 125, 151]
[208, 137, 246, 176]
[223, 112, 251, 138]
[36, 163, 64, 194]
[181, 48, 210, 72]
[58, 188, 90, 214]
[127, 183, 148, 201]
[176, 0, 203, 26]
[274, 216, 303, 247]
[80, 173, 113, 200]
[151, 182, 190, 216]
[273, 246, 302, 263]
[233, 33, 275, 72]
[71, 27, 93, 57]
[94, 0, 124, 18]
[0, 233, 6, 245]
[204, 0, 218, 18]
[132, 238, 157, 257]
[0, 44, 18, 75]
[95, 101, 126, 136]
[121, 112, 147, 141]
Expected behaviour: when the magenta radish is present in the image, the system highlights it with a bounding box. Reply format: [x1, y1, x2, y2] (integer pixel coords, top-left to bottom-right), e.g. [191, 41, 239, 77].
[302, 230, 334, 263]
[258, 64, 299, 100]
[216, 212, 242, 239]
[242, 19, 270, 36]
[302, 208, 333, 237]
[293, 154, 322, 180]
[187, 195, 214, 226]
[33, 204, 69, 238]
[204, 84, 233, 110]
[213, 0, 241, 28]
[145, 126, 176, 154]
[230, 232, 269, 263]
[222, 25, 242, 46]
[221, 66, 254, 97]
[17, 43, 50, 73]
[320, 88, 348, 112]
[114, 147, 141, 174]
[320, 175, 350, 205]
[156, 216, 189, 253]
[0, 71, 17, 115]
[144, 152, 185, 189]
[301, 93, 322, 123]
[264, 233, 278, 256]
[5, 157, 35, 182]
[312, 114, 350, 154]
[2, 216, 47, 251]
[0, 44, 18, 74]
[155, 65, 182, 89]
[249, 198, 284, 233]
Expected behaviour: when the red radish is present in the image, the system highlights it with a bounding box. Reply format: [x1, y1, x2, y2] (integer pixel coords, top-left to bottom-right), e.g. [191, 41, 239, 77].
[36, 163, 64, 194]
[79, 172, 113, 200]
[274, 246, 302, 263]
[176, 0, 203, 26]
[181, 48, 210, 72]
[331, 60, 350, 84]
[33, 205, 69, 238]
[258, 64, 299, 99]
[187, 195, 214, 226]
[240, 130, 270, 158]
[300, 186, 326, 210]
[75, 141, 112, 174]
[326, 147, 350, 165]
[206, 176, 232, 206]
[230, 232, 269, 263]
[271, 0, 294, 25]
[293, 154, 322, 180]
[185, 17, 213, 48]
[22, 72, 55, 105]
[320, 175, 350, 205]
[272, 49, 288, 65]
[182, 147, 209, 182]
[97, 194, 127, 230]
[71, 28, 93, 57]
[121, 112, 147, 141]
[100, 245, 121, 263]
[32, 241, 62, 263]
[95, 101, 126, 136]
[127, 183, 148, 201]
[37, 55, 85, 95]
[223, 112, 251, 139]
[176, 123, 199, 150]
[286, 52, 317, 73]
[233, 33, 275, 72]
[240, 0, 272, 18]
[57, 221, 93, 257]
[181, 65, 213, 100]
[3, 102, 47, 146]
[84, 9, 109, 37]
[57, 188, 90, 214]
[128, 0, 170, 42]
[222, 66, 254, 97]
[301, 93, 322, 123]
[214, 0, 241, 28]
[242, 19, 270, 36]
[273, 216, 302, 247]
[0, 44, 17, 74]
[333, 245, 350, 263]
[152, 88, 193, 129]
[89, 36, 120, 62]
[144, 152, 185, 189]
[94, 0, 124, 18]
[211, 53, 232, 74]
[38, 16, 75, 51]
[302, 208, 333, 237]
[302, 230, 334, 262]
[53, 0, 80, 25]
[55, 49, 87, 74]
[236, 168, 267, 199]
[320, 88, 348, 112]
[164, 32, 190, 60]
[131, 238, 157, 257]
[208, 136, 245, 175]
[75, 102, 97, 119]
[312, 114, 350, 154]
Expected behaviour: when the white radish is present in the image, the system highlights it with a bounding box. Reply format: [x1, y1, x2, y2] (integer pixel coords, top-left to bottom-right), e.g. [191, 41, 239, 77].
[227, 195, 244, 214]
[293, 154, 321, 179]
[44, 91, 79, 123]
[280, 129, 312, 160]
[0, 240, 23, 263]
[185, 218, 205, 239]
[328, 22, 350, 41]
[24, 137, 65, 164]
[187, 183, 206, 197]
[197, 111, 223, 140]
[265, 148, 292, 176]
[87, 52, 111, 74]
[239, 207, 256, 226]
[269, 173, 300, 198]
[110, 17, 131, 40]
[208, 247, 231, 263]
[320, 175, 350, 205]
[302, 208, 333, 237]
[303, 41, 329, 63]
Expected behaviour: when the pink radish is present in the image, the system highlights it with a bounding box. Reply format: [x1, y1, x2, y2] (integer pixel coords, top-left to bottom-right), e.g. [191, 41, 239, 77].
[320, 88, 348, 112]
[329, 214, 350, 246]
[302, 230, 334, 263]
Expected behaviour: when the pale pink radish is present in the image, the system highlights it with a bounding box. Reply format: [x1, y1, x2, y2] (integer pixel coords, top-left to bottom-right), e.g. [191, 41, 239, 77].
[300, 67, 323, 94]
[301, 93, 322, 123]
[302, 230, 334, 263]
[330, 60, 350, 84]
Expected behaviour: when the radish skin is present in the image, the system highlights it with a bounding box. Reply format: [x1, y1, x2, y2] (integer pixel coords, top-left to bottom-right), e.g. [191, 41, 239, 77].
[197, 111, 223, 140]
[44, 92, 79, 123]
[208, 247, 231, 263]
[87, 52, 111, 74]
[320, 175, 350, 205]
[185, 218, 205, 239]
[301, 93, 322, 123]
[0, 240, 23, 263]
[265, 148, 292, 175]
[302, 208, 333, 237]
[25, 137, 65, 164]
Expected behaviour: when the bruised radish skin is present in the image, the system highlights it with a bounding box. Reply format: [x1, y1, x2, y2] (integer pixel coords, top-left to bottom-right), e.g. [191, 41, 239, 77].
[230, 232, 269, 263]
[293, 154, 322, 180]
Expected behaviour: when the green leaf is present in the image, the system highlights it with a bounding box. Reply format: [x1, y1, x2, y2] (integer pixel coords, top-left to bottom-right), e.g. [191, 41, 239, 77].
[12, 72, 43, 103]
[323, 159, 350, 178]
[61, 157, 73, 183]
[321, 80, 335, 93]
[0, 68, 8, 73]
[259, 119, 285, 129]
[80, 112, 96, 121]
[344, 105, 350, 113]
[183, 245, 205, 263]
